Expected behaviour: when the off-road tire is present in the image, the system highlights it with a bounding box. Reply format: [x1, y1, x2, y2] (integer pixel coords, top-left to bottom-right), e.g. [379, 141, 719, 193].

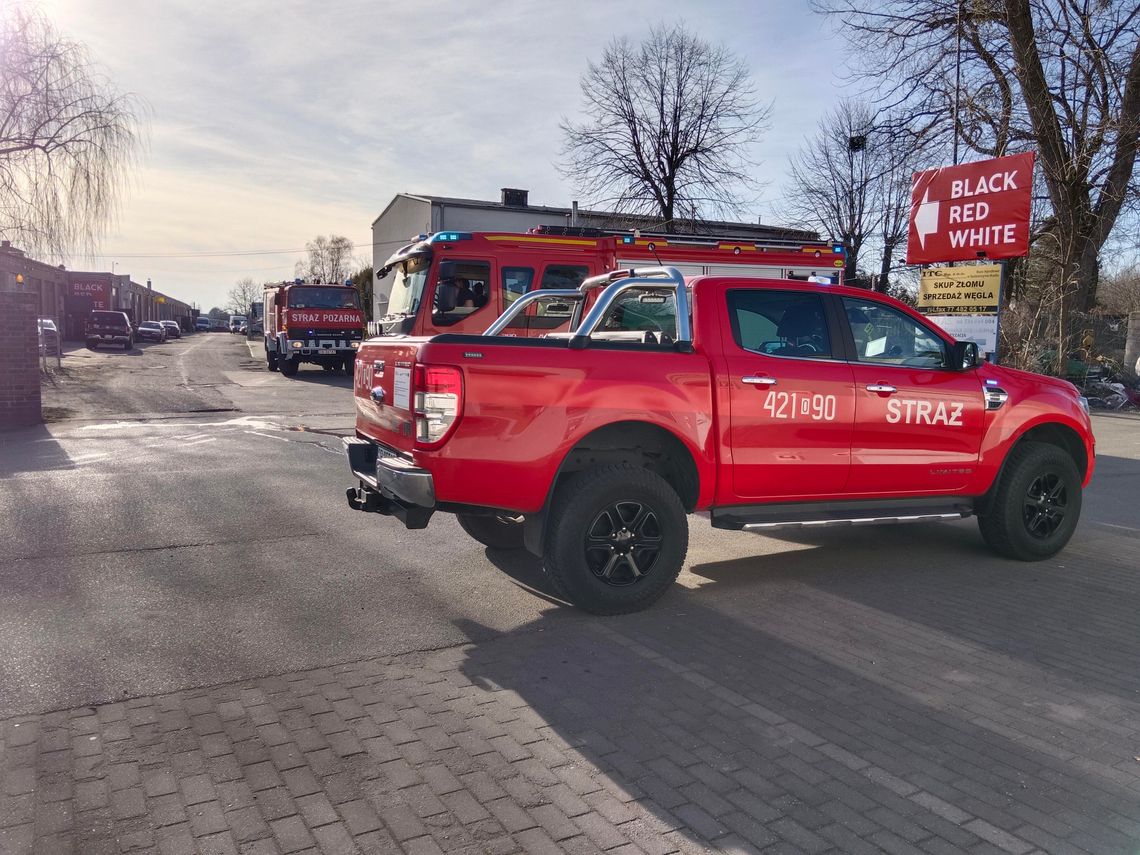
[544, 465, 688, 615]
[279, 356, 299, 376]
[457, 513, 525, 550]
[978, 440, 1082, 560]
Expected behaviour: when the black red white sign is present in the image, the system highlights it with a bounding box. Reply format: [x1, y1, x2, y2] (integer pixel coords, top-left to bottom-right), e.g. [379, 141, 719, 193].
[71, 280, 109, 310]
[908, 152, 1034, 264]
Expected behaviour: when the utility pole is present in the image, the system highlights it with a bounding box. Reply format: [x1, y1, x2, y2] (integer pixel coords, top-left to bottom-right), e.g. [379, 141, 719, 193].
[953, 0, 963, 166]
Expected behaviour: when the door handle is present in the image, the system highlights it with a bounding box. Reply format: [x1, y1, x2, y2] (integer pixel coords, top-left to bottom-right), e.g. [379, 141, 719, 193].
[866, 383, 897, 394]
[742, 376, 777, 385]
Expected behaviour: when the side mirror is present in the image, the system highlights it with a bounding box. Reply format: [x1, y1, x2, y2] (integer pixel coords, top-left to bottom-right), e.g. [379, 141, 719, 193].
[952, 340, 981, 369]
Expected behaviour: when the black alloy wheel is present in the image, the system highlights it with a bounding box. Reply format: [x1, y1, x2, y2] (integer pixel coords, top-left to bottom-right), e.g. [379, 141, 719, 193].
[584, 500, 663, 586]
[1023, 471, 1068, 539]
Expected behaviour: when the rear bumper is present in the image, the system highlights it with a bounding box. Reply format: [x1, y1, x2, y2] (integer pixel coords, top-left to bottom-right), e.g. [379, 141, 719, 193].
[344, 437, 435, 528]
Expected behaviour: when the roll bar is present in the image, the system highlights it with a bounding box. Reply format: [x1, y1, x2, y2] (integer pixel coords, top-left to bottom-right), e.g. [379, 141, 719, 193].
[483, 266, 692, 352]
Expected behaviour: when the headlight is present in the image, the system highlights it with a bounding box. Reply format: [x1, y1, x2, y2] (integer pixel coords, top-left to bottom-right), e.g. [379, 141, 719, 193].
[291, 341, 302, 348]
[350, 341, 360, 349]
[1078, 396, 1089, 414]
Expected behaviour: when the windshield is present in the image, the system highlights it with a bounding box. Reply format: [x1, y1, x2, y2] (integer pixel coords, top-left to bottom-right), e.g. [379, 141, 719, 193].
[386, 256, 431, 317]
[288, 287, 360, 309]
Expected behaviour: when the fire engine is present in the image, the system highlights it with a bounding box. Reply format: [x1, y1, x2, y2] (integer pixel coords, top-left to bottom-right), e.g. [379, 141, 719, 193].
[373, 226, 846, 338]
[263, 280, 366, 377]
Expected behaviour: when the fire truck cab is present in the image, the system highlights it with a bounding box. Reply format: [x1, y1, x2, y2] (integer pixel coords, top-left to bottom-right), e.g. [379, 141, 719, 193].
[373, 226, 846, 338]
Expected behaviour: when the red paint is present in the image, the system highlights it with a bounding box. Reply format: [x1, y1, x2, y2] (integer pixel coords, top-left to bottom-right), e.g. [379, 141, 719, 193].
[908, 152, 1035, 264]
[353, 275, 1093, 514]
[71, 280, 109, 310]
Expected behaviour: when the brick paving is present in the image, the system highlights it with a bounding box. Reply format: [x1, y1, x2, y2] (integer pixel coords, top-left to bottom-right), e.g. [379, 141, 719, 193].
[5, 534, 1140, 854]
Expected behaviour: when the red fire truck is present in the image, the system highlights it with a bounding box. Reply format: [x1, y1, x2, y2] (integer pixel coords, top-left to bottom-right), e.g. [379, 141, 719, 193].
[263, 280, 366, 376]
[374, 226, 846, 338]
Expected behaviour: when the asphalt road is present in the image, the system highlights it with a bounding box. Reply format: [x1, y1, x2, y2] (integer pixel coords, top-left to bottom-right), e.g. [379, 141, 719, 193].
[3, 333, 1139, 721]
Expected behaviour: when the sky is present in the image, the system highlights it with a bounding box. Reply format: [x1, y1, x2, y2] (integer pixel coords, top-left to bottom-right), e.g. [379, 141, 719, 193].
[35, 0, 850, 311]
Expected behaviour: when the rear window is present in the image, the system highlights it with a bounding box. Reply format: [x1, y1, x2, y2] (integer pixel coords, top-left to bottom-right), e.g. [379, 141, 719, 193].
[90, 311, 128, 325]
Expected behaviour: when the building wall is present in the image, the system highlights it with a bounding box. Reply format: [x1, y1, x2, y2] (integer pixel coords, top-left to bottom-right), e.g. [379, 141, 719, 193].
[0, 292, 41, 428]
[433, 204, 567, 234]
[0, 242, 70, 335]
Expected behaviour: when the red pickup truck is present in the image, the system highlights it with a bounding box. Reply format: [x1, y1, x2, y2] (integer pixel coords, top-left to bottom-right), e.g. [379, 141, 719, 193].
[345, 268, 1094, 614]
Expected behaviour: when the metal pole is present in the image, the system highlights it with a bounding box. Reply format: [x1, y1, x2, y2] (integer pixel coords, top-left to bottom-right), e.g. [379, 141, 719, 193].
[992, 260, 1006, 364]
[953, 0, 962, 166]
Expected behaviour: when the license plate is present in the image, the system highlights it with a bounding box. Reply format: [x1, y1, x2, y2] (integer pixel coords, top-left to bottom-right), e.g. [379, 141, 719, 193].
[103, 334, 112, 339]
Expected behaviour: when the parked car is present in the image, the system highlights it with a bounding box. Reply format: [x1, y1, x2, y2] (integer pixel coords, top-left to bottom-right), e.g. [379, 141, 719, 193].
[85, 310, 134, 350]
[136, 321, 167, 343]
[159, 320, 182, 339]
[37, 319, 60, 355]
[194, 318, 211, 332]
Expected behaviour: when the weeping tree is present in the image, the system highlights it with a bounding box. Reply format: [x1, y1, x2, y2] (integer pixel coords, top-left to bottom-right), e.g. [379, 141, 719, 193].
[814, 0, 1140, 317]
[560, 23, 770, 232]
[0, 7, 143, 259]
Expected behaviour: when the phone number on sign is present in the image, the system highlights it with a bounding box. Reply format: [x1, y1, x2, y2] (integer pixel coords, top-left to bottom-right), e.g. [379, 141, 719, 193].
[763, 391, 838, 421]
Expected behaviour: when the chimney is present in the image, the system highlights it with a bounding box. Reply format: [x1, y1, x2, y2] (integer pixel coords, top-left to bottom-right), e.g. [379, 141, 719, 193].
[571, 201, 579, 226]
[147, 278, 152, 290]
[501, 188, 529, 207]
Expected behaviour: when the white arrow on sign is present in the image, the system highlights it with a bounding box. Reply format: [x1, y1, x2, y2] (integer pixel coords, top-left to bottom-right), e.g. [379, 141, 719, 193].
[914, 190, 940, 248]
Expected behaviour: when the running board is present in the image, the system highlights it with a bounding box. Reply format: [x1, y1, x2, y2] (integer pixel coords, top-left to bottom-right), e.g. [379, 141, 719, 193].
[710, 499, 974, 532]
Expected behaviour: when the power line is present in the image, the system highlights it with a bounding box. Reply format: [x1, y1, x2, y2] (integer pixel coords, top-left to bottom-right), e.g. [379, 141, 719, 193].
[85, 235, 414, 260]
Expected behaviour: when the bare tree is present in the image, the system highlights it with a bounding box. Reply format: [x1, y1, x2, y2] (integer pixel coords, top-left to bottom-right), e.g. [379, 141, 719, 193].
[295, 235, 354, 284]
[814, 0, 1140, 314]
[783, 102, 923, 290]
[226, 276, 261, 317]
[560, 23, 769, 232]
[0, 7, 143, 259]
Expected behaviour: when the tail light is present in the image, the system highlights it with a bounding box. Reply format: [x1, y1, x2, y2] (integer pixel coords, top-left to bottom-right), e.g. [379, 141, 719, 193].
[414, 364, 462, 447]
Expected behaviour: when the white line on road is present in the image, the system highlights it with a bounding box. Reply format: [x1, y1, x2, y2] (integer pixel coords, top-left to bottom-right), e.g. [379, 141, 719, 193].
[182, 437, 217, 447]
[244, 430, 291, 442]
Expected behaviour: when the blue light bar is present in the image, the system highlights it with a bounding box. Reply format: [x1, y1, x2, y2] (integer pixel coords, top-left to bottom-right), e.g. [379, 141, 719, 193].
[833, 244, 845, 254]
[429, 231, 472, 243]
[621, 235, 635, 244]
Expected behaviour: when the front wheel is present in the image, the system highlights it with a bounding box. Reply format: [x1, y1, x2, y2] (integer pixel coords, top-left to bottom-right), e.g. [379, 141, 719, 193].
[544, 465, 688, 614]
[457, 513, 525, 550]
[279, 356, 299, 376]
[978, 441, 1082, 560]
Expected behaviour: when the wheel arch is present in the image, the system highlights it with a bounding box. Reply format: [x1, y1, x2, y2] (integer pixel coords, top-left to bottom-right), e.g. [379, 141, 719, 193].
[979, 420, 1089, 512]
[522, 420, 701, 557]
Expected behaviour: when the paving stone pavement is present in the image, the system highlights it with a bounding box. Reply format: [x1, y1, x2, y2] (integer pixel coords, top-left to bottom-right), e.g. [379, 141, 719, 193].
[5, 549, 1140, 855]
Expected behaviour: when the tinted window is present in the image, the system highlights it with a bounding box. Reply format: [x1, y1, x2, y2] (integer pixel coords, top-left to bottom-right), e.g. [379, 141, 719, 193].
[433, 259, 492, 327]
[600, 291, 678, 338]
[727, 290, 832, 359]
[502, 266, 534, 307]
[841, 298, 947, 368]
[539, 265, 589, 290]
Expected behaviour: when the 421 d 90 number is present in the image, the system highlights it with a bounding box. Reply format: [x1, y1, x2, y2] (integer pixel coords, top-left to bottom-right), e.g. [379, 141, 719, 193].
[763, 391, 838, 421]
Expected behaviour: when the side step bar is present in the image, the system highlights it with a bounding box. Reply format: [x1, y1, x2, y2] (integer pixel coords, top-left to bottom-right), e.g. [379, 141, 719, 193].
[711, 498, 974, 532]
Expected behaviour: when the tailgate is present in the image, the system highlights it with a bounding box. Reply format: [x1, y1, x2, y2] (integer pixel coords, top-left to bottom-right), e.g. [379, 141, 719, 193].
[353, 338, 427, 453]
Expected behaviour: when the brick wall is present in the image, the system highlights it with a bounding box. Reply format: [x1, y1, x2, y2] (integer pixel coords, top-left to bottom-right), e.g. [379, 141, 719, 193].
[0, 292, 42, 428]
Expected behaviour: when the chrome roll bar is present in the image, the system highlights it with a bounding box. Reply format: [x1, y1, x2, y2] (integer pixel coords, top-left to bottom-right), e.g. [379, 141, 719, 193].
[483, 266, 692, 352]
[569, 267, 691, 351]
[483, 289, 582, 336]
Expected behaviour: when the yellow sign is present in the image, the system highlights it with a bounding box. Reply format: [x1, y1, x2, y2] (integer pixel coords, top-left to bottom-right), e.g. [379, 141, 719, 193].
[918, 264, 1001, 314]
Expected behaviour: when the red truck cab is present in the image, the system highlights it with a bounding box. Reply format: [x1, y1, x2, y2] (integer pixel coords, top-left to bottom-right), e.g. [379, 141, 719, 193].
[263, 281, 365, 376]
[345, 268, 1094, 614]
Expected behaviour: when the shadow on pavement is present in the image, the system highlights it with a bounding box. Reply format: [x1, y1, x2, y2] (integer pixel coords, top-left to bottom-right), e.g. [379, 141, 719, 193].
[0, 423, 74, 476]
[456, 563, 1140, 852]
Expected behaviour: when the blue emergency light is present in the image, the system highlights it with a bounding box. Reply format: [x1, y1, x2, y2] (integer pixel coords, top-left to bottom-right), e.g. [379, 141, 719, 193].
[430, 231, 471, 243]
[621, 235, 635, 244]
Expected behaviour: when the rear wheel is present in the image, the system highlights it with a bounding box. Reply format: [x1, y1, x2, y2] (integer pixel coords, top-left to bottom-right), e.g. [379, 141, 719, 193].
[978, 441, 1082, 560]
[267, 350, 278, 371]
[544, 465, 687, 614]
[279, 356, 299, 376]
[457, 513, 525, 550]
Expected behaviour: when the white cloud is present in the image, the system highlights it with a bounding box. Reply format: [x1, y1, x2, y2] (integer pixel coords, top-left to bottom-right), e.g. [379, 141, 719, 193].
[35, 0, 846, 309]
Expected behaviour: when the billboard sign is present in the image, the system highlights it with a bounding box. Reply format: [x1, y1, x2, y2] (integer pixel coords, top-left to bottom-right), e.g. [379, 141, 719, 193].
[918, 265, 1001, 314]
[908, 152, 1034, 264]
[927, 314, 999, 356]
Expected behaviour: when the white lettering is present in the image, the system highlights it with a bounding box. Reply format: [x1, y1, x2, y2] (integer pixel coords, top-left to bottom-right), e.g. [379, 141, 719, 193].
[949, 170, 1018, 199]
[886, 398, 902, 423]
[883, 398, 965, 426]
